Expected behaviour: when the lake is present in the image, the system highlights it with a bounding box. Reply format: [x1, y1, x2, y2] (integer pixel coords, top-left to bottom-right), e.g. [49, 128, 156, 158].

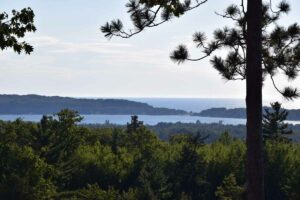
[1, 98, 299, 125]
[128, 98, 246, 112]
[1, 114, 300, 125]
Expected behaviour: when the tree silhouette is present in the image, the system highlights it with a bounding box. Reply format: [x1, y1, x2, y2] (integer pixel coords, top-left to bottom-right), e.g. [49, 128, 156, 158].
[0, 8, 36, 54]
[263, 102, 292, 142]
[126, 115, 144, 134]
[170, 2, 299, 99]
[101, 0, 300, 199]
[101, 0, 208, 39]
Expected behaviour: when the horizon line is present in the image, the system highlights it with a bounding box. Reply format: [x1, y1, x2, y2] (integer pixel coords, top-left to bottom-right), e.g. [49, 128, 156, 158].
[0, 93, 246, 99]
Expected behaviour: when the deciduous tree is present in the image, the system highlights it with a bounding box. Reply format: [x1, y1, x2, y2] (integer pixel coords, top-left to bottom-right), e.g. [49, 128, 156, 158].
[0, 8, 36, 54]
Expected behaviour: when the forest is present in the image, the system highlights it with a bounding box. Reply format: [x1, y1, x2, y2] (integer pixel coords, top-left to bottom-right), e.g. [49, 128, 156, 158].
[2, 0, 300, 199]
[0, 95, 186, 115]
[88, 121, 300, 142]
[0, 109, 299, 200]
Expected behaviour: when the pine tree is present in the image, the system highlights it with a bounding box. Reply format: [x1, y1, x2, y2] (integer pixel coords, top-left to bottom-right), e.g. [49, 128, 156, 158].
[263, 102, 292, 142]
[126, 115, 144, 134]
[101, 1, 300, 199]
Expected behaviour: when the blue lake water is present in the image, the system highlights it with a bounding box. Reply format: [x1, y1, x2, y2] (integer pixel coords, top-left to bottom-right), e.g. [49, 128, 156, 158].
[128, 98, 246, 112]
[0, 114, 247, 125]
[1, 98, 299, 125]
[0, 114, 299, 125]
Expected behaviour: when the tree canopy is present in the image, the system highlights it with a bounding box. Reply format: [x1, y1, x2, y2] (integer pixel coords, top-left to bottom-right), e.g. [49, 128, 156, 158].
[0, 8, 36, 54]
[1, 111, 300, 199]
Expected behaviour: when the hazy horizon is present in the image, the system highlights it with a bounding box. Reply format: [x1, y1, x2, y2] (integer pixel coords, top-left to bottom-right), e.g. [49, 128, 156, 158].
[2, 93, 300, 109]
[2, 0, 300, 108]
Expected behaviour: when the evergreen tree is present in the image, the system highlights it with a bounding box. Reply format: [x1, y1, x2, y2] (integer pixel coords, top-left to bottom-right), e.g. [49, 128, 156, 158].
[168, 133, 208, 199]
[126, 115, 144, 135]
[263, 102, 292, 141]
[42, 109, 84, 164]
[215, 173, 245, 200]
[101, 1, 300, 199]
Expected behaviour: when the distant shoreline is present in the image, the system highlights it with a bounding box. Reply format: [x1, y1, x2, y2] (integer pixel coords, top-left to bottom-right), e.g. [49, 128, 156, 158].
[194, 107, 300, 121]
[0, 94, 300, 120]
[0, 94, 187, 115]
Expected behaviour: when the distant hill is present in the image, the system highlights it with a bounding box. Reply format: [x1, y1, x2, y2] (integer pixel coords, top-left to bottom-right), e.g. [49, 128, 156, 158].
[0, 94, 188, 115]
[2, 95, 300, 120]
[196, 107, 300, 121]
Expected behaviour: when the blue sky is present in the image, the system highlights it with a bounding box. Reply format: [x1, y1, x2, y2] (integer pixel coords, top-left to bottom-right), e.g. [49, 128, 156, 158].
[1, 0, 300, 108]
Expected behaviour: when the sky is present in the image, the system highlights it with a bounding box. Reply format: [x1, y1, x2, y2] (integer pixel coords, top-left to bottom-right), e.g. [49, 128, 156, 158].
[1, 0, 300, 108]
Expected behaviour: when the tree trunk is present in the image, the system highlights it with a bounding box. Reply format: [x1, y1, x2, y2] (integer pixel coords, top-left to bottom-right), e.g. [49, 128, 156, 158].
[246, 0, 264, 199]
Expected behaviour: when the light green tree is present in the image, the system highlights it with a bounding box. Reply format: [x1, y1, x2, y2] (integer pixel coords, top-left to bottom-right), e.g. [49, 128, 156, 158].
[215, 173, 245, 200]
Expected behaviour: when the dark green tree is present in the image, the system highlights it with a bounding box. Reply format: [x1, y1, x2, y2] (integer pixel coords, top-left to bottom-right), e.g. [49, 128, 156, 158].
[215, 173, 245, 200]
[42, 109, 84, 164]
[263, 102, 292, 141]
[168, 133, 208, 199]
[136, 152, 171, 200]
[126, 115, 144, 135]
[217, 132, 236, 145]
[0, 8, 36, 54]
[101, 1, 300, 199]
[56, 184, 119, 200]
[0, 144, 56, 200]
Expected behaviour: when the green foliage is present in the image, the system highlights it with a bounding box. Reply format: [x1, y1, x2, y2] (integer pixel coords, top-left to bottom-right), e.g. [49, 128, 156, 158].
[40, 110, 85, 164]
[201, 136, 246, 199]
[0, 144, 56, 200]
[0, 110, 299, 199]
[0, 8, 36, 54]
[167, 133, 209, 199]
[217, 132, 236, 145]
[148, 122, 246, 142]
[215, 174, 245, 200]
[263, 102, 292, 142]
[63, 142, 134, 190]
[56, 184, 119, 200]
[264, 141, 300, 200]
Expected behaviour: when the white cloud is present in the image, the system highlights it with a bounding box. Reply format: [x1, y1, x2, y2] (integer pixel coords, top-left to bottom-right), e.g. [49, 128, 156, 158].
[26, 36, 134, 54]
[27, 36, 60, 46]
[22, 35, 170, 66]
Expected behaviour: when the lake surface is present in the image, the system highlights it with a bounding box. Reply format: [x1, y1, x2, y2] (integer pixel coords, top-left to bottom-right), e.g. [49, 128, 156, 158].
[128, 98, 246, 112]
[0, 114, 300, 125]
[127, 97, 300, 111]
[1, 98, 299, 125]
